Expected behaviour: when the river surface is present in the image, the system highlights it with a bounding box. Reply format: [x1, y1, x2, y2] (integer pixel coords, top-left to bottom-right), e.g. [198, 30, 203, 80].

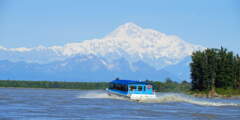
[0, 88, 240, 120]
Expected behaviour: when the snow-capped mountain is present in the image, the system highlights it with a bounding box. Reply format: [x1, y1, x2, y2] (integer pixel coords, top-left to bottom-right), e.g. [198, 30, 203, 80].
[0, 22, 204, 81]
[0, 23, 203, 68]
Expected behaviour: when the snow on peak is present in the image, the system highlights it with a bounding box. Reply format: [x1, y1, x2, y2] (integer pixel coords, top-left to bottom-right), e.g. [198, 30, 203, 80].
[114, 22, 142, 32]
[0, 46, 32, 52]
[0, 22, 205, 68]
[60, 22, 204, 68]
[107, 22, 144, 39]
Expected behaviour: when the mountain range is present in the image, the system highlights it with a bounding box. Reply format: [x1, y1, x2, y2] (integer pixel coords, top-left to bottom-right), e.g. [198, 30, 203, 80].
[0, 23, 204, 82]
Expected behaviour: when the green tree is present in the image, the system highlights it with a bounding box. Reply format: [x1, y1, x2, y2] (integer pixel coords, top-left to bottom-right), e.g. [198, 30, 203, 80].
[190, 47, 240, 93]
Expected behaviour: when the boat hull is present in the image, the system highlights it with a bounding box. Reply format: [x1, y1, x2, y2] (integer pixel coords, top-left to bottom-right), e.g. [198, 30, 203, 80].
[129, 94, 156, 100]
[106, 88, 156, 100]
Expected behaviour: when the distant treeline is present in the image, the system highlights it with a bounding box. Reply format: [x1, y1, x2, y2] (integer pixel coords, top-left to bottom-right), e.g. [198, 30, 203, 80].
[190, 47, 240, 94]
[0, 79, 191, 92]
[147, 79, 191, 92]
[0, 80, 108, 90]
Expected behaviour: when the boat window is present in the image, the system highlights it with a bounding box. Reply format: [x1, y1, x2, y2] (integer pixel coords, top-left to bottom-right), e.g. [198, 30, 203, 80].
[138, 86, 142, 91]
[130, 86, 136, 91]
[143, 86, 146, 91]
[110, 83, 128, 91]
[109, 83, 114, 89]
[124, 85, 128, 91]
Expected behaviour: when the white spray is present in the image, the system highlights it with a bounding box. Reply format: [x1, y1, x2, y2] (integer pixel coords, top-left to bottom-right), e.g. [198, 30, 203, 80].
[77, 91, 240, 107]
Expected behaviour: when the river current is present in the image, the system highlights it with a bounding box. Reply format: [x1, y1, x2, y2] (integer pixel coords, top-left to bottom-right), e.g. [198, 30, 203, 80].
[0, 88, 239, 120]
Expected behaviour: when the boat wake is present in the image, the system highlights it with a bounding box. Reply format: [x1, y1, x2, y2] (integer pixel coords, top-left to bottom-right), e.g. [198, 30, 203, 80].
[77, 91, 240, 107]
[140, 93, 240, 107]
[77, 91, 127, 100]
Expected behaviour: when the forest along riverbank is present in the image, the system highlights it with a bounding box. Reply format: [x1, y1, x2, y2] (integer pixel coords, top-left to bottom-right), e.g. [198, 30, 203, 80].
[1, 80, 240, 99]
[0, 80, 108, 90]
[0, 79, 192, 93]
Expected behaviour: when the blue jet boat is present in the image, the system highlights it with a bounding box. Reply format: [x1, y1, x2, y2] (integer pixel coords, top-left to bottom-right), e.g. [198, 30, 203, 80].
[106, 79, 156, 100]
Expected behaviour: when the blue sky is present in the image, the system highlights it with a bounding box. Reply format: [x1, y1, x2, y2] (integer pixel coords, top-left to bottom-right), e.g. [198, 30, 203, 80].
[0, 0, 239, 53]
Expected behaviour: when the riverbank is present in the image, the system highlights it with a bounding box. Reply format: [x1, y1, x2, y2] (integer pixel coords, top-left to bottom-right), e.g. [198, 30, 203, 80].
[0, 80, 108, 90]
[188, 89, 240, 99]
